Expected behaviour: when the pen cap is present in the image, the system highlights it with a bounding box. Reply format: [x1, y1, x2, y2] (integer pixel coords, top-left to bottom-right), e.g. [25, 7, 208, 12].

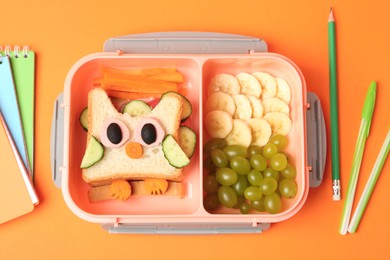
[362, 81, 376, 121]
[362, 81, 376, 136]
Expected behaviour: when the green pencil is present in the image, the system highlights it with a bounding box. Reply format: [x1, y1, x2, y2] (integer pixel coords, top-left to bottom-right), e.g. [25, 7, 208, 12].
[329, 8, 341, 200]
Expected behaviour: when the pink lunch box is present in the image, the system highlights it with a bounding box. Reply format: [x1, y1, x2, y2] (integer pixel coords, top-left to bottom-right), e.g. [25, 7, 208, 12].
[51, 32, 326, 234]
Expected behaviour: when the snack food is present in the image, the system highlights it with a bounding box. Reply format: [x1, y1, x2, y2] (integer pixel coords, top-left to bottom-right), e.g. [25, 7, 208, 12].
[203, 72, 297, 214]
[204, 72, 292, 147]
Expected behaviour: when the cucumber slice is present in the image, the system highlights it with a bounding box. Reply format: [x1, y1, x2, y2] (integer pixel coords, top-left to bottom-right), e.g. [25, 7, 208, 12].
[80, 136, 104, 168]
[162, 135, 190, 168]
[79, 107, 88, 131]
[123, 100, 152, 116]
[179, 126, 196, 158]
[162, 91, 192, 122]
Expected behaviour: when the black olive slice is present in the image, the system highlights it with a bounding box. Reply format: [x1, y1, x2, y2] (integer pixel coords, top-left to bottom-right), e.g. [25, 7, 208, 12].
[107, 123, 123, 144]
[141, 123, 157, 145]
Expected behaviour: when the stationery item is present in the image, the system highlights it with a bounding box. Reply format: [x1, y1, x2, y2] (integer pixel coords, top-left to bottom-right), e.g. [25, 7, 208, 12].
[328, 8, 341, 201]
[3, 46, 35, 175]
[0, 112, 38, 224]
[0, 54, 30, 173]
[339, 81, 376, 235]
[348, 128, 390, 233]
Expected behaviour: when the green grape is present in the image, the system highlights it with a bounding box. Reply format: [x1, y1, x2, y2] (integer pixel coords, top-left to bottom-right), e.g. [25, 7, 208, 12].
[264, 193, 282, 214]
[269, 134, 288, 151]
[204, 138, 227, 155]
[270, 153, 288, 171]
[218, 186, 238, 208]
[251, 198, 265, 212]
[281, 163, 297, 179]
[203, 156, 216, 172]
[232, 175, 248, 196]
[203, 174, 220, 193]
[203, 193, 220, 211]
[223, 145, 248, 160]
[240, 203, 251, 214]
[262, 143, 278, 159]
[216, 167, 238, 186]
[211, 149, 228, 167]
[279, 178, 298, 199]
[259, 177, 278, 195]
[250, 154, 267, 171]
[233, 195, 246, 209]
[230, 156, 251, 175]
[248, 145, 263, 158]
[244, 186, 262, 201]
[263, 167, 280, 181]
[247, 169, 263, 186]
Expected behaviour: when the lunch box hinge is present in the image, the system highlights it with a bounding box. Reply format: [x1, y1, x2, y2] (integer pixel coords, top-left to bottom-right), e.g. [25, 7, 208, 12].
[102, 222, 271, 234]
[306, 92, 327, 188]
[50, 92, 65, 188]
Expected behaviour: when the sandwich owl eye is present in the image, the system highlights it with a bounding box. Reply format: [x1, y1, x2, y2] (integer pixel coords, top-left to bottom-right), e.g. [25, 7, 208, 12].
[100, 118, 130, 148]
[134, 118, 165, 147]
[141, 123, 157, 145]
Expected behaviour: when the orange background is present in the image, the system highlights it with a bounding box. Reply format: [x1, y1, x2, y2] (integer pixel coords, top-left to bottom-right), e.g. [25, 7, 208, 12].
[1, 0, 390, 259]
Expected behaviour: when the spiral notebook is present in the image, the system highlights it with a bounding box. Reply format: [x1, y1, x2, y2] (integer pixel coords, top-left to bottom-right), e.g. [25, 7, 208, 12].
[0, 46, 35, 176]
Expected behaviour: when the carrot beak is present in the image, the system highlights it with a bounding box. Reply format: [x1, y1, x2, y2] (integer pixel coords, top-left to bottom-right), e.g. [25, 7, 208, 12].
[125, 142, 143, 159]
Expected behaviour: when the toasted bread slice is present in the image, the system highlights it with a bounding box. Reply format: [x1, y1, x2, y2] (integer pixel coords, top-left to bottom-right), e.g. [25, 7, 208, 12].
[82, 88, 184, 184]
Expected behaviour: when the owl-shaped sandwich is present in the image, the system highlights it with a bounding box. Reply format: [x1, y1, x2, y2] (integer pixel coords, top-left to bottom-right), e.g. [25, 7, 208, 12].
[80, 88, 194, 199]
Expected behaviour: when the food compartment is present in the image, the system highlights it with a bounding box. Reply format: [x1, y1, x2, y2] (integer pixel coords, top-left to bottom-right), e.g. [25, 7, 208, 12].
[201, 54, 308, 218]
[63, 54, 203, 218]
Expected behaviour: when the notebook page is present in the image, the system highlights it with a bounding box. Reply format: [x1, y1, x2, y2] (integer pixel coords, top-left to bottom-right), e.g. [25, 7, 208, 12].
[0, 55, 30, 173]
[8, 47, 35, 175]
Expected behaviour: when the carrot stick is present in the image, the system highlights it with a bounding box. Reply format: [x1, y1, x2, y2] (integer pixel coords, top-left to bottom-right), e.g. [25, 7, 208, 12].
[102, 69, 184, 83]
[101, 67, 177, 77]
[147, 72, 184, 83]
[92, 77, 103, 86]
[101, 76, 178, 93]
[105, 89, 162, 100]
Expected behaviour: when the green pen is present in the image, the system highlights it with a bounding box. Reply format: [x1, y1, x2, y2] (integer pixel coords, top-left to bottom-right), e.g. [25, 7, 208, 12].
[339, 81, 376, 235]
[348, 127, 390, 233]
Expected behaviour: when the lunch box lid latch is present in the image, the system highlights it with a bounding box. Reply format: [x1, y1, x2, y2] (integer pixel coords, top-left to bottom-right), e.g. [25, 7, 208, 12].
[306, 92, 327, 188]
[51, 93, 65, 188]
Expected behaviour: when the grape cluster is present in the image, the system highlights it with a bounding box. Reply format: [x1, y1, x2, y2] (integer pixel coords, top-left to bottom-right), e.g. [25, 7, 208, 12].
[203, 134, 298, 214]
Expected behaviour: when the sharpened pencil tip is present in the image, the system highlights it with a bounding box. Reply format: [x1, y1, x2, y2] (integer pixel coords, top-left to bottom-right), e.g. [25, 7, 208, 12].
[329, 7, 335, 22]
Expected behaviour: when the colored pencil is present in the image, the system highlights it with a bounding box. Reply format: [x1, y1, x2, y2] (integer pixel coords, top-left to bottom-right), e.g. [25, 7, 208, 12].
[328, 8, 341, 200]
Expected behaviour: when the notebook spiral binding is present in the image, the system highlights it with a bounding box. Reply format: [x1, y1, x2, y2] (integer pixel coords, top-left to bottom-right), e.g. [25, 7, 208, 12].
[0, 45, 30, 63]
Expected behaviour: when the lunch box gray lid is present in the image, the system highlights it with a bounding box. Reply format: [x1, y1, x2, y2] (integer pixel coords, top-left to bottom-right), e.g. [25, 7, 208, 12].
[103, 31, 268, 54]
[50, 32, 326, 234]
